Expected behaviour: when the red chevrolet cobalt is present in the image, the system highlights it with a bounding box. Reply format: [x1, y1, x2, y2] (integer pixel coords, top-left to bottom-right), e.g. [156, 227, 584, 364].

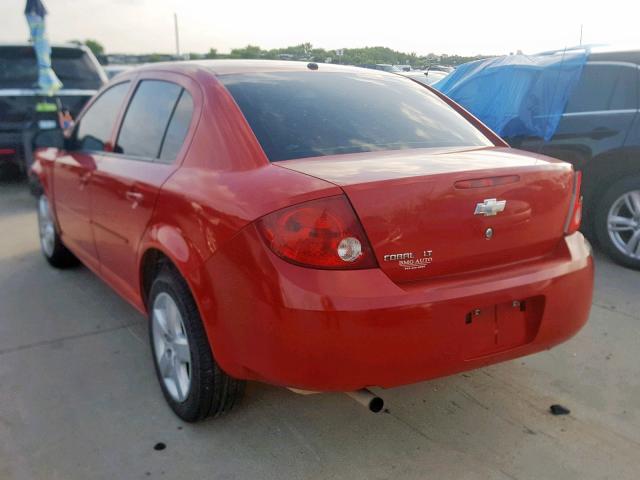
[31, 60, 594, 421]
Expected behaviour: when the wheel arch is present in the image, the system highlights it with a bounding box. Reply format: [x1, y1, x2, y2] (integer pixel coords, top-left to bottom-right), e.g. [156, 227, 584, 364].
[582, 148, 640, 206]
[137, 224, 211, 312]
[29, 153, 64, 232]
[137, 224, 248, 379]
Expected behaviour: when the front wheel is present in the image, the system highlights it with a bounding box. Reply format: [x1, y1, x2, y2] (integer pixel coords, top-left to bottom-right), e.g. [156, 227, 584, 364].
[148, 265, 245, 422]
[37, 194, 78, 268]
[594, 176, 640, 270]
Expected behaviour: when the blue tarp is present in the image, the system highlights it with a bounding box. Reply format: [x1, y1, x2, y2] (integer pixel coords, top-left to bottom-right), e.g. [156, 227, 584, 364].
[433, 50, 589, 141]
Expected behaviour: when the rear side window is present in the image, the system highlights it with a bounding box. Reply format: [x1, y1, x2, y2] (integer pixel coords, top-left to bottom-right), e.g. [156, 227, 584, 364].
[159, 90, 194, 163]
[76, 82, 130, 151]
[116, 80, 182, 159]
[0, 46, 38, 88]
[51, 48, 104, 90]
[565, 64, 638, 113]
[220, 71, 491, 162]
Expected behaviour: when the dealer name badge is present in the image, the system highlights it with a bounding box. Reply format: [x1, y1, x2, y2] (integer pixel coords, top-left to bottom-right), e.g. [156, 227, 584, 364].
[383, 250, 433, 270]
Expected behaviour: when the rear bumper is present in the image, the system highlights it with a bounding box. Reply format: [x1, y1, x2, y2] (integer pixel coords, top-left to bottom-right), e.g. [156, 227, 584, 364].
[203, 227, 594, 391]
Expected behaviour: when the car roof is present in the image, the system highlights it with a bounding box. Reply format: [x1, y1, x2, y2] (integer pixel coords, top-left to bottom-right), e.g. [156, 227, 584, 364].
[537, 44, 640, 56]
[129, 59, 396, 78]
[0, 42, 90, 51]
[536, 45, 640, 65]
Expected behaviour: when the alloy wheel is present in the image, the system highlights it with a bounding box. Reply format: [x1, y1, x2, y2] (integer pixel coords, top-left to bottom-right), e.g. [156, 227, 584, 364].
[152, 292, 192, 402]
[607, 190, 640, 260]
[37, 195, 56, 258]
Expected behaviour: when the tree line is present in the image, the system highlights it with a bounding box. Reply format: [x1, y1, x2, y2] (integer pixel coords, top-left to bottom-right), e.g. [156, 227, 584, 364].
[76, 39, 489, 68]
[203, 43, 488, 67]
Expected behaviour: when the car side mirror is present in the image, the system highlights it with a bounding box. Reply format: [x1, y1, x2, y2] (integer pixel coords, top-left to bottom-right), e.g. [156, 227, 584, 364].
[33, 128, 66, 150]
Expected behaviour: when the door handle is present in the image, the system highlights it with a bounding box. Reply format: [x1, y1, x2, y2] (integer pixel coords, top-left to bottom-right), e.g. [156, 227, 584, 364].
[125, 191, 144, 202]
[589, 127, 616, 140]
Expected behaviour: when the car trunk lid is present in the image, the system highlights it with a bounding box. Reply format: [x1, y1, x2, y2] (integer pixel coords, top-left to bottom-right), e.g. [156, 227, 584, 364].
[277, 147, 574, 283]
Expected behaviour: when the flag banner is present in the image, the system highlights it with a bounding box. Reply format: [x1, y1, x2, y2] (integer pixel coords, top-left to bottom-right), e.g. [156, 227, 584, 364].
[25, 0, 63, 95]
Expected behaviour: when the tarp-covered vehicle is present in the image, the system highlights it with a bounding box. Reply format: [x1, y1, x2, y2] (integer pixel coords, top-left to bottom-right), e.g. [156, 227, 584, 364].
[0, 43, 106, 176]
[435, 47, 640, 269]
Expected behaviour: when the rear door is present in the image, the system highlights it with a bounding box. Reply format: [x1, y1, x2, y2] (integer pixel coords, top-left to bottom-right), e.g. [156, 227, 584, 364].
[90, 75, 196, 300]
[534, 62, 639, 169]
[53, 81, 130, 269]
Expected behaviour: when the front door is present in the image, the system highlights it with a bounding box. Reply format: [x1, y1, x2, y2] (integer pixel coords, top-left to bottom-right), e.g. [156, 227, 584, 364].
[53, 150, 98, 268]
[53, 81, 131, 270]
[90, 78, 195, 302]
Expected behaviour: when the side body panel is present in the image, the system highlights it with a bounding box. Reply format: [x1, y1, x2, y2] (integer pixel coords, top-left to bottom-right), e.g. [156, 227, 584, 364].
[134, 69, 342, 313]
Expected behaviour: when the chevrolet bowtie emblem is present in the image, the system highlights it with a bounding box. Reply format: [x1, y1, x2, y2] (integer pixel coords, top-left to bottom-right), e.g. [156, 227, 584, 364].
[474, 198, 507, 216]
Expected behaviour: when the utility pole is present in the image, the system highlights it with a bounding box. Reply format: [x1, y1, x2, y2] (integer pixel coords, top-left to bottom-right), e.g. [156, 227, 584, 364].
[579, 24, 583, 46]
[174, 13, 180, 57]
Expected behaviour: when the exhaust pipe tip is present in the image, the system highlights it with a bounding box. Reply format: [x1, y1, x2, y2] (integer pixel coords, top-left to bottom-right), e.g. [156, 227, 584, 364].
[368, 396, 384, 413]
[346, 389, 384, 413]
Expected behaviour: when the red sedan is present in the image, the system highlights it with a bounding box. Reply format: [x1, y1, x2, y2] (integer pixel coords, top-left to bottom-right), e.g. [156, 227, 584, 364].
[31, 60, 594, 422]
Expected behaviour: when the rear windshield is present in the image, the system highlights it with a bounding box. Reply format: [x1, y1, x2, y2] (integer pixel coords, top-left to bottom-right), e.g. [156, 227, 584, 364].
[220, 71, 491, 161]
[0, 46, 103, 90]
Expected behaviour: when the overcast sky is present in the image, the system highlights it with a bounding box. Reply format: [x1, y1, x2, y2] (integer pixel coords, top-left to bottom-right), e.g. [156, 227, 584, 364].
[2, 0, 639, 56]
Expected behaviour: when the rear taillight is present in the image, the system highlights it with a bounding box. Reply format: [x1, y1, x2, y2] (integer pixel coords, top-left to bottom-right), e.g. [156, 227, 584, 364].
[565, 171, 583, 235]
[257, 195, 377, 269]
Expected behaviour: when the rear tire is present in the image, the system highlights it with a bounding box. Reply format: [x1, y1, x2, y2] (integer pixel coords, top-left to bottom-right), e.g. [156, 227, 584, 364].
[37, 193, 79, 268]
[594, 176, 640, 270]
[148, 265, 245, 422]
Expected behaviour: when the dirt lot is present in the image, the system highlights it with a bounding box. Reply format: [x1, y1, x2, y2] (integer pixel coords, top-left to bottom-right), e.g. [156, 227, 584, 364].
[1, 182, 638, 480]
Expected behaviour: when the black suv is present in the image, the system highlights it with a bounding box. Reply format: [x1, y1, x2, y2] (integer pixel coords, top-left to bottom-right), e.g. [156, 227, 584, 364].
[0, 43, 106, 176]
[508, 47, 640, 269]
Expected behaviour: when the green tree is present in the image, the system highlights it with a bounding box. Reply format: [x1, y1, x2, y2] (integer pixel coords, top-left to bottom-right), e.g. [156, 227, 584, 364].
[229, 45, 263, 59]
[205, 48, 218, 59]
[84, 39, 104, 56]
[146, 53, 167, 63]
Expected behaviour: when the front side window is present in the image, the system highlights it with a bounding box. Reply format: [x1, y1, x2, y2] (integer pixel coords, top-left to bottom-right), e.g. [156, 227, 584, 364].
[565, 64, 638, 113]
[76, 82, 130, 151]
[115, 80, 183, 159]
[220, 71, 492, 162]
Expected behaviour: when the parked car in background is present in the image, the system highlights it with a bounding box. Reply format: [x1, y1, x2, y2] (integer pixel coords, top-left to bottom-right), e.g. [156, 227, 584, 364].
[358, 64, 411, 73]
[31, 60, 593, 422]
[103, 64, 136, 80]
[0, 43, 106, 176]
[373, 63, 403, 72]
[427, 64, 455, 73]
[400, 69, 448, 86]
[506, 47, 640, 269]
